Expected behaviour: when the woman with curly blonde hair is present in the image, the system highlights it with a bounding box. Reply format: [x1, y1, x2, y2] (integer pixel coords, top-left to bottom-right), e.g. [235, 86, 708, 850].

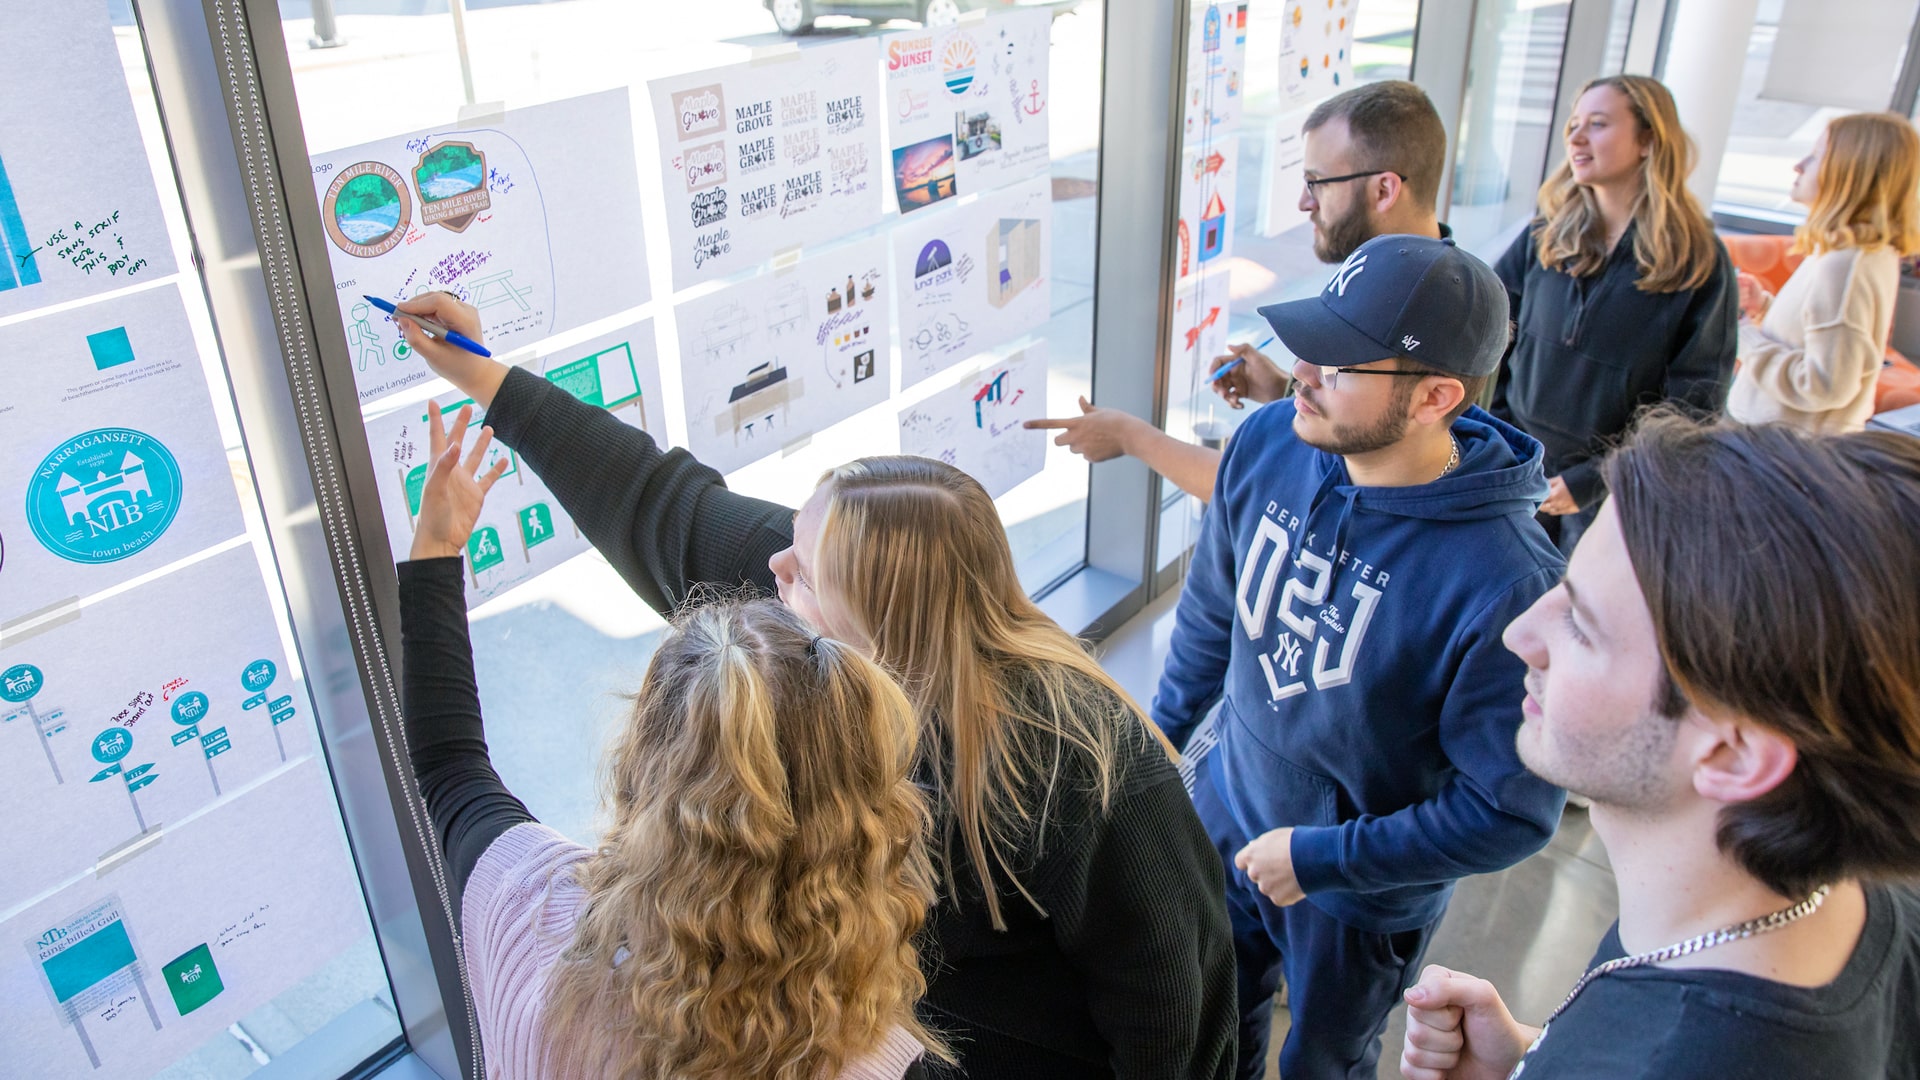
[1730, 111, 1920, 432]
[398, 404, 944, 1079]
[392, 295, 1240, 1079]
[1492, 74, 1738, 554]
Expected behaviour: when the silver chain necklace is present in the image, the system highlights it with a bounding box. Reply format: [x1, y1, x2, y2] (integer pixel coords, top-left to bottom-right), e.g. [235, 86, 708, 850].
[1436, 434, 1460, 481]
[1508, 885, 1831, 1078]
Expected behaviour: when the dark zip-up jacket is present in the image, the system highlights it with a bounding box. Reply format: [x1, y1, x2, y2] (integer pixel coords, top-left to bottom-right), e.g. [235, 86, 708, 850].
[1491, 221, 1737, 508]
[475, 364, 1239, 1079]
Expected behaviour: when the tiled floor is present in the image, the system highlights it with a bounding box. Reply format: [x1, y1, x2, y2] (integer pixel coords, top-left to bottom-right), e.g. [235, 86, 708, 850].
[1097, 587, 1621, 1079]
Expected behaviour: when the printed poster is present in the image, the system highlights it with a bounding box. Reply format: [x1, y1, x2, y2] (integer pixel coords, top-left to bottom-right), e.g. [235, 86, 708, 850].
[0, 0, 178, 319]
[882, 10, 1051, 208]
[0, 286, 247, 626]
[1167, 265, 1235, 444]
[309, 89, 652, 405]
[0, 757, 370, 1078]
[898, 345, 1046, 499]
[358, 321, 663, 608]
[1280, 0, 1358, 109]
[1175, 137, 1239, 283]
[892, 174, 1052, 390]
[675, 238, 891, 475]
[0, 546, 314, 907]
[1182, 1, 1248, 154]
[651, 39, 886, 289]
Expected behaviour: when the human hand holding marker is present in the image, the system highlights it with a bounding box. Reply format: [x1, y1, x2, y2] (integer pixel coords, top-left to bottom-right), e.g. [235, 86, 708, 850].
[390, 293, 511, 408]
[411, 401, 510, 563]
[1208, 337, 1290, 410]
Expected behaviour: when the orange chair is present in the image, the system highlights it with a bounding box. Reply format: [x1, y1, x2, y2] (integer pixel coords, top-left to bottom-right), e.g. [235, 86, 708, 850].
[1720, 232, 1920, 414]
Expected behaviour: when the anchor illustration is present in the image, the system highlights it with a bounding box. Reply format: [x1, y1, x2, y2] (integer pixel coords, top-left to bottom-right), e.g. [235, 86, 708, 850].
[1023, 80, 1045, 116]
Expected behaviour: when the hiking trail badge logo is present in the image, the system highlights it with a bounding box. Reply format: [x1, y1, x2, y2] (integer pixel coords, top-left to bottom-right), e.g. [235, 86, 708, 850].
[27, 428, 183, 564]
[323, 162, 413, 257]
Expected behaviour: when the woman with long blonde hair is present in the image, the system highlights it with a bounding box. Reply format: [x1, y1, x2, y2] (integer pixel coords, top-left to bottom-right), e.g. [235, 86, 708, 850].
[392, 297, 1239, 1079]
[1730, 111, 1920, 431]
[398, 405, 943, 1079]
[1492, 74, 1738, 553]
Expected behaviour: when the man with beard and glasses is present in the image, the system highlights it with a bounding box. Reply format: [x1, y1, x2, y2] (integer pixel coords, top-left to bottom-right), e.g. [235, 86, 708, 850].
[1026, 81, 1451, 502]
[1154, 234, 1568, 1080]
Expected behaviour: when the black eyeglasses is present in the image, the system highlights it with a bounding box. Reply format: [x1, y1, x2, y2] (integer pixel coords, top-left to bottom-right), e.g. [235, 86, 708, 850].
[1317, 364, 1443, 389]
[1302, 169, 1406, 195]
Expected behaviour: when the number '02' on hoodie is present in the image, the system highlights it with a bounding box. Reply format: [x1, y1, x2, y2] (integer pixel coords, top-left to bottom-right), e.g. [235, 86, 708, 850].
[1153, 400, 1569, 934]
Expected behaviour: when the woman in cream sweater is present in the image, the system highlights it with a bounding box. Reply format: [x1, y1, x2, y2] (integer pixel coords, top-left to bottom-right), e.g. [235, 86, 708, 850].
[1732, 112, 1920, 432]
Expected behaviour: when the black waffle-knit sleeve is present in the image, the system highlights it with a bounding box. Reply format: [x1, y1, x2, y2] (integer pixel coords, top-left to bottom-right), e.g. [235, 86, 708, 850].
[483, 364, 795, 614]
[398, 556, 535, 901]
[1034, 725, 1239, 1079]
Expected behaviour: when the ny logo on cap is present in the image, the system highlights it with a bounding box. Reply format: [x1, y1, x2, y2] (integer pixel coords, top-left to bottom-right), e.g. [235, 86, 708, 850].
[1327, 252, 1367, 297]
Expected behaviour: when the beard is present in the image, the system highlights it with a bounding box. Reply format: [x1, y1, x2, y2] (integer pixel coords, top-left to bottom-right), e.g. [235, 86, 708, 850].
[1517, 699, 1680, 814]
[1292, 383, 1415, 456]
[1312, 199, 1376, 263]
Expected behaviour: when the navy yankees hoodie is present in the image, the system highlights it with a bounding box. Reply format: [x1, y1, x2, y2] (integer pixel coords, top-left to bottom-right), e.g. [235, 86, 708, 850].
[1154, 400, 1567, 933]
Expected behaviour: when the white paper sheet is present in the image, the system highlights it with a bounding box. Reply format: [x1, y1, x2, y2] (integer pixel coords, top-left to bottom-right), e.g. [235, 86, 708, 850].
[0, 756, 370, 1078]
[309, 90, 651, 405]
[892, 175, 1052, 391]
[0, 546, 314, 910]
[0, 286, 247, 625]
[0, 0, 178, 319]
[675, 238, 891, 475]
[1258, 107, 1313, 238]
[882, 11, 1052, 207]
[898, 345, 1046, 499]
[1182, 2, 1249, 152]
[651, 40, 887, 289]
[359, 322, 662, 608]
[1279, 0, 1358, 109]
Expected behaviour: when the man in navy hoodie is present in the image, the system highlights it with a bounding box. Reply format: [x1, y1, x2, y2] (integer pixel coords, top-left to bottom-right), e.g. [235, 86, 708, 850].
[1153, 233, 1567, 1079]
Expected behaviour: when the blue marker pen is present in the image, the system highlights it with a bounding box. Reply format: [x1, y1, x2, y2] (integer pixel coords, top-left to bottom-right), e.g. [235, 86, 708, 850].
[363, 295, 493, 358]
[1210, 335, 1275, 382]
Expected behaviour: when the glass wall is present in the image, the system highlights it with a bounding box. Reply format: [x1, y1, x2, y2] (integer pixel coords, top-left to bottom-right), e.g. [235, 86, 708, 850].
[270, 0, 1105, 843]
[1155, 0, 1419, 575]
[1714, 0, 1920, 216]
[0, 5, 398, 1078]
[1446, 0, 1574, 253]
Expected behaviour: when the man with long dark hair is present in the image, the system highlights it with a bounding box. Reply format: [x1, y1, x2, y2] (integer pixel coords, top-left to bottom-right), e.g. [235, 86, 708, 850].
[1401, 413, 1920, 1078]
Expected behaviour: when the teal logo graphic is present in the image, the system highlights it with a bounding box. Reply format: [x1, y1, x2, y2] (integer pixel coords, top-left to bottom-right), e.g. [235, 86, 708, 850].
[172, 692, 209, 725]
[241, 660, 276, 694]
[92, 727, 131, 764]
[27, 428, 182, 564]
[86, 327, 137, 370]
[2, 663, 43, 703]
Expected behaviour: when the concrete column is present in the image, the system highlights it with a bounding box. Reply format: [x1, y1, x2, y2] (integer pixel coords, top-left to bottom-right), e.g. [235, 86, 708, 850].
[1660, 0, 1761, 202]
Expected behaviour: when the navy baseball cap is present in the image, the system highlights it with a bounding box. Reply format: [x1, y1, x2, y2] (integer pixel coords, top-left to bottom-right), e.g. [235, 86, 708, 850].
[1256, 234, 1510, 378]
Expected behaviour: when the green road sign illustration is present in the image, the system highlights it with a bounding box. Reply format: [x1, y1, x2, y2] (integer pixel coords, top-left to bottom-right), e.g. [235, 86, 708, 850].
[405, 462, 428, 517]
[162, 944, 224, 1016]
[2, 662, 43, 702]
[26, 428, 182, 564]
[468, 525, 505, 573]
[241, 658, 293, 761]
[518, 503, 554, 551]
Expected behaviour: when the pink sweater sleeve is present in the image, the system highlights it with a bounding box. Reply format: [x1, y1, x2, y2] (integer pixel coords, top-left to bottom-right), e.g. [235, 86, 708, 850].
[460, 823, 925, 1079]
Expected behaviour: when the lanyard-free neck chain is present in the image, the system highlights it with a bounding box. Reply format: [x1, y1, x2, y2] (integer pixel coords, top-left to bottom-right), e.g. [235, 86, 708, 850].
[1508, 885, 1831, 1078]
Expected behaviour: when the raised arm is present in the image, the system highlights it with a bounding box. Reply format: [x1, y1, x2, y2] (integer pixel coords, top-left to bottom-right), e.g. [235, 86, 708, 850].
[398, 404, 535, 901]
[394, 294, 793, 615]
